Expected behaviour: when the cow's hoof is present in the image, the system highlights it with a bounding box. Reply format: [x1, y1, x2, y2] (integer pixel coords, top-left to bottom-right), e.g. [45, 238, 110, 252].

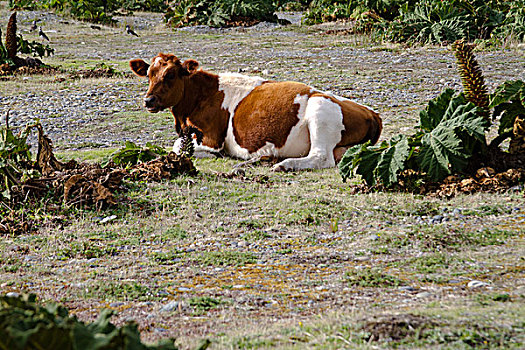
[272, 164, 288, 172]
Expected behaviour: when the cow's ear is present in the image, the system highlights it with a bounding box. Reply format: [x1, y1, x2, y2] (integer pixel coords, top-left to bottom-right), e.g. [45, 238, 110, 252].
[182, 59, 199, 74]
[129, 59, 149, 77]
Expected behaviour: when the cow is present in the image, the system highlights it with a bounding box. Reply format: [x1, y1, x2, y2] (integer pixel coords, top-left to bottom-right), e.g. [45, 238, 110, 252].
[129, 53, 382, 171]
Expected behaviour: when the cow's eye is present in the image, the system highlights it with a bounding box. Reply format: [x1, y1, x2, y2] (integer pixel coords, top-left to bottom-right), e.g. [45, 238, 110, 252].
[165, 71, 175, 81]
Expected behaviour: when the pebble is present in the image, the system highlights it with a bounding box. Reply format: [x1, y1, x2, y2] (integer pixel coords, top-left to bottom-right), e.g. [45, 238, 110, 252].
[6, 292, 20, 298]
[467, 280, 489, 288]
[415, 291, 431, 298]
[99, 215, 117, 224]
[159, 301, 181, 312]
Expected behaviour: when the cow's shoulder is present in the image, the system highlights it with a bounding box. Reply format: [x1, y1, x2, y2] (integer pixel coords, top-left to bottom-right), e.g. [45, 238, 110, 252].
[218, 73, 268, 114]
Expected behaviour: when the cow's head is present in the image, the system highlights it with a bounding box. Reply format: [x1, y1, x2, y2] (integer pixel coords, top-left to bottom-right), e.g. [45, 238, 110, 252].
[130, 53, 199, 113]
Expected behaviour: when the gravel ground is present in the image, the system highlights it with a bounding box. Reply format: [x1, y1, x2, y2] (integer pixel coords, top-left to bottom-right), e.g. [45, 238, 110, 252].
[2, 7, 524, 151]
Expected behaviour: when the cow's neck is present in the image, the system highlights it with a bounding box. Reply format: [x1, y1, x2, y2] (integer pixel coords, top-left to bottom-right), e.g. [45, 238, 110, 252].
[173, 70, 229, 149]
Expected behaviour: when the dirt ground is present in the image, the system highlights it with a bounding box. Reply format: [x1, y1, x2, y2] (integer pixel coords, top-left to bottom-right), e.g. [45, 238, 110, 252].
[1, 2, 524, 349]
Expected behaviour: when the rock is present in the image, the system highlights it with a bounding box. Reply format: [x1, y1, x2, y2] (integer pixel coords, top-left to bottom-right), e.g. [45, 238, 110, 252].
[467, 280, 489, 288]
[99, 215, 117, 224]
[160, 301, 181, 312]
[415, 291, 431, 298]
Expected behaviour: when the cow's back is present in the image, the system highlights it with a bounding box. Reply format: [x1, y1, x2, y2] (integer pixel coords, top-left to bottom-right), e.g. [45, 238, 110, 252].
[229, 81, 313, 154]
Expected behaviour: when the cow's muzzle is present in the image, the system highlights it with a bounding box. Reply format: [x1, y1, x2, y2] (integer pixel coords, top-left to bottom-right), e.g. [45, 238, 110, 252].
[144, 95, 160, 112]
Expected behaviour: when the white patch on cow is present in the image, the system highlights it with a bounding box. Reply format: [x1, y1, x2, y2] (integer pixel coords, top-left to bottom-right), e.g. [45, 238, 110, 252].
[153, 56, 163, 67]
[173, 136, 222, 155]
[222, 93, 311, 160]
[219, 73, 267, 159]
[218, 73, 266, 115]
[276, 94, 310, 157]
[147, 56, 164, 76]
[273, 96, 345, 170]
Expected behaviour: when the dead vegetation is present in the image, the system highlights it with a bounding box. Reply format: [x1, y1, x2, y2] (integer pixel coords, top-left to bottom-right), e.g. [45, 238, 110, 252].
[361, 314, 437, 342]
[0, 121, 197, 236]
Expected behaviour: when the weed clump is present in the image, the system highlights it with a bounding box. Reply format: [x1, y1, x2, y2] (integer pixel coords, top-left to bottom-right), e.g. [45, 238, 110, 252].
[0, 118, 197, 235]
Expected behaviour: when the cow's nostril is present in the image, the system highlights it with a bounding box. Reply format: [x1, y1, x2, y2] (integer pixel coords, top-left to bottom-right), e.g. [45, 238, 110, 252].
[144, 96, 156, 107]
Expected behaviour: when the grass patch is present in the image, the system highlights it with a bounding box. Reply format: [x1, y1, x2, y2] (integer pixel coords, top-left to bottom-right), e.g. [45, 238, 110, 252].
[85, 280, 157, 301]
[345, 267, 403, 288]
[376, 226, 519, 252]
[190, 251, 257, 267]
[187, 296, 224, 315]
[58, 241, 118, 259]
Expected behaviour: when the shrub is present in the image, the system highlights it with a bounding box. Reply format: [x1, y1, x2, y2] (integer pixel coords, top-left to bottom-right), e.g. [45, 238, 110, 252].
[304, 0, 524, 44]
[0, 293, 178, 350]
[121, 0, 169, 12]
[303, 0, 417, 25]
[339, 40, 523, 187]
[0, 116, 36, 200]
[165, 0, 278, 28]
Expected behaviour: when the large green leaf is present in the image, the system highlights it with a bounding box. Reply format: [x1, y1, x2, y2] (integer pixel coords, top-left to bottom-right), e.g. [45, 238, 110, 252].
[0, 294, 179, 350]
[338, 143, 364, 183]
[419, 88, 456, 131]
[419, 127, 468, 180]
[356, 144, 383, 186]
[338, 141, 383, 186]
[490, 80, 525, 137]
[441, 95, 489, 141]
[418, 94, 488, 181]
[489, 80, 525, 108]
[375, 135, 411, 187]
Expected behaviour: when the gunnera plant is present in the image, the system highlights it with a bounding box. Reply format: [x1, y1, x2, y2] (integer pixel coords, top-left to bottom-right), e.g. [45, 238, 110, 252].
[5, 12, 17, 60]
[452, 39, 489, 118]
[339, 38, 524, 189]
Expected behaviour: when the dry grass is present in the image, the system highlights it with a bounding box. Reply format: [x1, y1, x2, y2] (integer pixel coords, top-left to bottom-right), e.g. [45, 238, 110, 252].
[1, 2, 524, 349]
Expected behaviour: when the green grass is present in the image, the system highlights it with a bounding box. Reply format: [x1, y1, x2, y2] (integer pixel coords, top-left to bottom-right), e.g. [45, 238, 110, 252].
[345, 267, 403, 288]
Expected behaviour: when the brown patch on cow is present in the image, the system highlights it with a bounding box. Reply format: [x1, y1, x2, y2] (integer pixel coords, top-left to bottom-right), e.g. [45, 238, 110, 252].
[232, 81, 313, 153]
[172, 70, 230, 150]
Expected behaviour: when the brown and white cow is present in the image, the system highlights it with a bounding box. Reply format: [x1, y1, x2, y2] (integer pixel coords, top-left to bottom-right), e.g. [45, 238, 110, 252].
[130, 53, 382, 171]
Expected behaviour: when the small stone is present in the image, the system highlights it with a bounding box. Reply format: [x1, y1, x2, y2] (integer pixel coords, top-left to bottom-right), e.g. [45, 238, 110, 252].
[467, 280, 489, 288]
[398, 286, 417, 292]
[178, 287, 192, 292]
[6, 292, 20, 298]
[99, 215, 117, 224]
[160, 301, 180, 312]
[415, 292, 431, 298]
[110, 302, 124, 308]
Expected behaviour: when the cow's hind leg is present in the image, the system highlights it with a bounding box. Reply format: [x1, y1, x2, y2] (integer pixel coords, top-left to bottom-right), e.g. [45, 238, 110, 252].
[272, 96, 344, 171]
